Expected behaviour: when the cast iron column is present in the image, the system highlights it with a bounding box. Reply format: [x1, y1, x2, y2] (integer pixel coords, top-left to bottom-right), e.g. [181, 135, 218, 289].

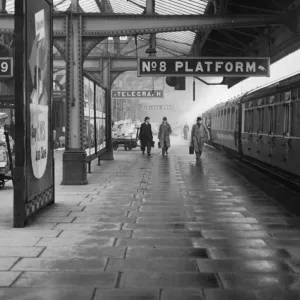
[62, 0, 88, 184]
[101, 58, 114, 160]
[0, 0, 6, 12]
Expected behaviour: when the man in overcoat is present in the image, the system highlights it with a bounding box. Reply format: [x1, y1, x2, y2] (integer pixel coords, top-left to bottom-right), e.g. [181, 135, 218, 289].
[190, 117, 210, 162]
[158, 117, 172, 156]
[183, 123, 189, 140]
[139, 116, 153, 156]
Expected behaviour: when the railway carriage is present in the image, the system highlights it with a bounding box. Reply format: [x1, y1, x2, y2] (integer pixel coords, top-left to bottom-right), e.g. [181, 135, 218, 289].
[202, 72, 300, 178]
[202, 97, 241, 152]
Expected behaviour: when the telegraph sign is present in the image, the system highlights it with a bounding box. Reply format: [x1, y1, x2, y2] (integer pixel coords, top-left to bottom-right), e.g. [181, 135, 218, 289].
[112, 90, 163, 98]
[0, 57, 13, 78]
[144, 105, 173, 111]
[137, 57, 270, 77]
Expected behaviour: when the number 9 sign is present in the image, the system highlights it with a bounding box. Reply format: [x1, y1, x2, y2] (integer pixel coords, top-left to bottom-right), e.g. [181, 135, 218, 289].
[0, 57, 13, 78]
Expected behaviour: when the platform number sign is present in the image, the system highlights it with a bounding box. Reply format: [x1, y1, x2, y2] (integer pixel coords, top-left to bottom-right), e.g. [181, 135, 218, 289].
[0, 58, 13, 78]
[137, 57, 270, 77]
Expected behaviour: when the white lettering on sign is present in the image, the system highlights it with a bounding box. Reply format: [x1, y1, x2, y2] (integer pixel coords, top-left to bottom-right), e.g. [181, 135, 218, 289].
[157, 91, 162, 97]
[225, 62, 233, 72]
[215, 61, 223, 72]
[185, 62, 193, 72]
[0, 61, 8, 73]
[175, 61, 183, 72]
[236, 62, 243, 72]
[142, 61, 151, 72]
[246, 62, 256, 72]
[137, 92, 141, 96]
[205, 62, 213, 72]
[195, 62, 203, 72]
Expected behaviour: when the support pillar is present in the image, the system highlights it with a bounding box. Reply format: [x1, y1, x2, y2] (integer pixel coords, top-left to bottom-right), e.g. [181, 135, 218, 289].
[101, 58, 114, 160]
[0, 0, 6, 12]
[62, 0, 88, 185]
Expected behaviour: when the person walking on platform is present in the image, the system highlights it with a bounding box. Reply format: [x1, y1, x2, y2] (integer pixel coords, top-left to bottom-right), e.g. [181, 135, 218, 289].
[183, 123, 189, 140]
[190, 117, 210, 163]
[158, 117, 172, 156]
[139, 116, 153, 156]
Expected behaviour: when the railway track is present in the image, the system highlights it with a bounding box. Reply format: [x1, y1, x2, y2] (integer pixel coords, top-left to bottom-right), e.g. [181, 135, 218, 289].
[208, 141, 300, 192]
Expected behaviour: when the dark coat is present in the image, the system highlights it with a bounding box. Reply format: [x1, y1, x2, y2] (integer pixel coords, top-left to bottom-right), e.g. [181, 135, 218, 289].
[139, 122, 153, 147]
[158, 122, 172, 148]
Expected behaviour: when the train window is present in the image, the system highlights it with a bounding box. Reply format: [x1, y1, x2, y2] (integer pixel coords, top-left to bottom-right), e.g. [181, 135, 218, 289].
[281, 93, 285, 102]
[291, 101, 300, 137]
[230, 109, 235, 130]
[274, 105, 284, 135]
[269, 96, 275, 104]
[284, 104, 291, 136]
[275, 94, 280, 103]
[292, 89, 298, 100]
[227, 109, 230, 129]
[259, 108, 264, 134]
[231, 107, 235, 114]
[244, 110, 248, 132]
[246, 110, 253, 133]
[263, 107, 269, 134]
[269, 106, 274, 134]
[285, 92, 291, 101]
[253, 109, 259, 133]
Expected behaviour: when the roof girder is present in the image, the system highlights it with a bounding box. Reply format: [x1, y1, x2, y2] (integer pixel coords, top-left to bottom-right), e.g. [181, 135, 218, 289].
[0, 11, 291, 36]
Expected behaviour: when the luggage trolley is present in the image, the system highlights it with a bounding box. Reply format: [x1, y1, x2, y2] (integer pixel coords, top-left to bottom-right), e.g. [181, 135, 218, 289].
[112, 127, 140, 151]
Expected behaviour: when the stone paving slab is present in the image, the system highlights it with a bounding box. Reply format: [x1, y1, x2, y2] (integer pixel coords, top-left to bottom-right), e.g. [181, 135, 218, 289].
[0, 141, 300, 297]
[0, 288, 95, 300]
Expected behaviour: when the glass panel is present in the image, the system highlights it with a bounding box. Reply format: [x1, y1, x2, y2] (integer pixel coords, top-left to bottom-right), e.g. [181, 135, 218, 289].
[291, 101, 300, 137]
[253, 109, 259, 133]
[263, 107, 269, 134]
[274, 105, 284, 135]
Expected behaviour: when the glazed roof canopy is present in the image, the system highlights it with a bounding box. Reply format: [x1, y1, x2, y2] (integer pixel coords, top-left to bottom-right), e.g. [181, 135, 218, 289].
[5, 0, 210, 56]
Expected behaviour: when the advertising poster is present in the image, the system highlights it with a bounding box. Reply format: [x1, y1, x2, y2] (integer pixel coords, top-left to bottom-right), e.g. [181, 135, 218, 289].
[14, 0, 54, 226]
[26, 0, 53, 200]
[95, 85, 106, 152]
[88, 80, 95, 156]
[83, 77, 90, 155]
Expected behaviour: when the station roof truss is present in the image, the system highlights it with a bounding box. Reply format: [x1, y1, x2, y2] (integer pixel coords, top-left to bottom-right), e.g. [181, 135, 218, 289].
[2, 0, 300, 87]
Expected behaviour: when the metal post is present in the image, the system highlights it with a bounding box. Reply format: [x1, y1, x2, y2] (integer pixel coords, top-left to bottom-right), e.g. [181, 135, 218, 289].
[0, 0, 6, 12]
[101, 59, 114, 160]
[146, 0, 156, 57]
[62, 0, 88, 184]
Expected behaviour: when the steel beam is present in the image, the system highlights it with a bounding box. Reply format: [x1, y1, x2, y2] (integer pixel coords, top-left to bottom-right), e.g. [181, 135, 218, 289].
[1, 12, 290, 36]
[80, 13, 290, 37]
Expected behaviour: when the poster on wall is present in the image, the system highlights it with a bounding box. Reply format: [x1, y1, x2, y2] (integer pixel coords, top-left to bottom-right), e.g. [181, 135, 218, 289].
[88, 80, 95, 156]
[95, 85, 106, 151]
[83, 77, 90, 155]
[14, 0, 54, 227]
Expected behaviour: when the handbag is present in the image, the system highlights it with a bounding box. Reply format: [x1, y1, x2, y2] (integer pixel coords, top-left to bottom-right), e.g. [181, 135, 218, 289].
[151, 141, 155, 148]
[189, 145, 194, 155]
[158, 142, 161, 148]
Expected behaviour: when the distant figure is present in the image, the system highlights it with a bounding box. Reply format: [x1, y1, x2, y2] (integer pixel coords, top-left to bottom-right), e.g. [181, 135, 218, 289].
[183, 123, 189, 140]
[190, 117, 210, 163]
[158, 117, 172, 156]
[139, 116, 153, 156]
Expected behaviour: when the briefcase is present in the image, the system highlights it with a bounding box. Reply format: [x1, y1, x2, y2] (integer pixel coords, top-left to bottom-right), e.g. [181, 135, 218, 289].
[158, 142, 161, 148]
[189, 145, 194, 155]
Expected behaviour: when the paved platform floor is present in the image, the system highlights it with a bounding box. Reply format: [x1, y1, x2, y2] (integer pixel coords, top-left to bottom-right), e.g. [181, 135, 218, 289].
[1, 137, 300, 299]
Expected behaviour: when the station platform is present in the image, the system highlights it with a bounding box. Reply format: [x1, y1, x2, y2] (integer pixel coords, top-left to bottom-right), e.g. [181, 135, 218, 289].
[1, 136, 300, 299]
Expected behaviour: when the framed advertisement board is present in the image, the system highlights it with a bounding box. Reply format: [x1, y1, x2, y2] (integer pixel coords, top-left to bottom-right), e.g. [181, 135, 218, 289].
[14, 0, 54, 227]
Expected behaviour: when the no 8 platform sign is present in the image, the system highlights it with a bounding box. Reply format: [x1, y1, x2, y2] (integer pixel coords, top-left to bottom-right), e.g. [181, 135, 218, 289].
[0, 58, 13, 78]
[137, 57, 270, 77]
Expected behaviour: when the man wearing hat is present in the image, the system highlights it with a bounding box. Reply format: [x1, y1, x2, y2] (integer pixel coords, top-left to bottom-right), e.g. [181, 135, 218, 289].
[139, 116, 153, 156]
[190, 117, 210, 162]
